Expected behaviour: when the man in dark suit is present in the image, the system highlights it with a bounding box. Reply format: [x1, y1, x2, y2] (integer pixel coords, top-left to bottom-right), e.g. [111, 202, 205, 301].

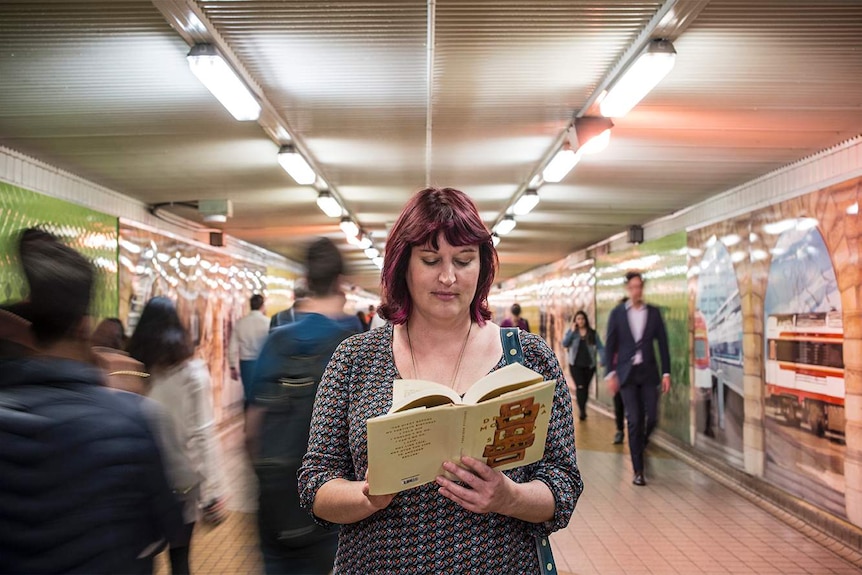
[603, 271, 671, 486]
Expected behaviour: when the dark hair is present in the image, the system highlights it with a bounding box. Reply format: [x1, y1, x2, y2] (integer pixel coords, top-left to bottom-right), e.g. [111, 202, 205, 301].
[379, 187, 497, 325]
[91, 317, 127, 350]
[250, 294, 264, 311]
[625, 271, 644, 284]
[574, 310, 596, 345]
[293, 279, 310, 301]
[305, 238, 343, 296]
[18, 228, 95, 346]
[127, 296, 194, 371]
[511, 303, 522, 317]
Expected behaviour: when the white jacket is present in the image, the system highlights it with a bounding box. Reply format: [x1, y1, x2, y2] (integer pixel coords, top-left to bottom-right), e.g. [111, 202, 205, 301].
[148, 358, 226, 520]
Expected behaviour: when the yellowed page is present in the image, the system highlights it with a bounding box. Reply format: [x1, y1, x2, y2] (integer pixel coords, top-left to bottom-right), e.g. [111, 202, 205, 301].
[461, 362, 545, 405]
[389, 379, 462, 413]
[460, 380, 555, 472]
[366, 405, 462, 495]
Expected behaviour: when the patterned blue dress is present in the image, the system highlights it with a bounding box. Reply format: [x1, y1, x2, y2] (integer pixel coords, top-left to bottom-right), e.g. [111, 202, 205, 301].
[298, 324, 582, 574]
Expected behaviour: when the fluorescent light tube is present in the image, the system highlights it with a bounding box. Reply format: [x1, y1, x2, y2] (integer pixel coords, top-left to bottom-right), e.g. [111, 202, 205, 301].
[542, 149, 580, 183]
[578, 129, 611, 154]
[340, 217, 359, 238]
[278, 146, 317, 185]
[600, 39, 676, 118]
[373, 256, 384, 269]
[187, 44, 261, 121]
[316, 191, 342, 218]
[365, 247, 380, 259]
[494, 215, 516, 236]
[492, 233, 501, 247]
[511, 189, 540, 216]
[357, 235, 372, 250]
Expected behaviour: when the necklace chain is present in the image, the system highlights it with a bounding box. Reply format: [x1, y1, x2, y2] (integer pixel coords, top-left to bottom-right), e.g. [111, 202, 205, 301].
[406, 321, 473, 389]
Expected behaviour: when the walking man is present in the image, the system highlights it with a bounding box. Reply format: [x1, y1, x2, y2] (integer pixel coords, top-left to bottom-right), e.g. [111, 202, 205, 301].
[603, 271, 671, 486]
[230, 294, 270, 406]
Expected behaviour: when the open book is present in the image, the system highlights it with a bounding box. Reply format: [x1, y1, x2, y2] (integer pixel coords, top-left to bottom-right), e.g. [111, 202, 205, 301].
[366, 362, 555, 495]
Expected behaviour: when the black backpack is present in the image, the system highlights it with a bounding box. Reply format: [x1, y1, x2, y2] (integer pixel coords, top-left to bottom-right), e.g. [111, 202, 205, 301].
[253, 326, 352, 548]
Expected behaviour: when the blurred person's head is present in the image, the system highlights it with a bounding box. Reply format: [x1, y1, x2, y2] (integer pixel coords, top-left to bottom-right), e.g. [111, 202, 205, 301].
[624, 271, 645, 306]
[510, 303, 522, 318]
[91, 317, 127, 350]
[18, 228, 94, 355]
[126, 296, 193, 372]
[292, 278, 310, 310]
[574, 310, 590, 330]
[250, 294, 264, 312]
[379, 187, 497, 325]
[305, 238, 344, 297]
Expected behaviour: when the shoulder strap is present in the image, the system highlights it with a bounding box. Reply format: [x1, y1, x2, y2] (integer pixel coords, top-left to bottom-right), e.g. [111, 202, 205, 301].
[500, 325, 558, 575]
[500, 327, 524, 365]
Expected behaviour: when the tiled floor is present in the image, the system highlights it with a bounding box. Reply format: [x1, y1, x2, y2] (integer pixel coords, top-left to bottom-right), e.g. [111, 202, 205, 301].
[165, 410, 861, 574]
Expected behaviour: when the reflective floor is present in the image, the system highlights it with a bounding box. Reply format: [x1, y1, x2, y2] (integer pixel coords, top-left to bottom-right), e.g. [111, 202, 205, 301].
[158, 408, 862, 574]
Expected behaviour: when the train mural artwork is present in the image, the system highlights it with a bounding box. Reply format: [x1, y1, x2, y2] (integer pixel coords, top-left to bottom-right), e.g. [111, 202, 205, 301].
[692, 239, 745, 457]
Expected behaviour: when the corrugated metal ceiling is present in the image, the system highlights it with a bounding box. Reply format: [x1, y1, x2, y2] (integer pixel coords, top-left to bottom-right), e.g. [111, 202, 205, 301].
[0, 0, 860, 289]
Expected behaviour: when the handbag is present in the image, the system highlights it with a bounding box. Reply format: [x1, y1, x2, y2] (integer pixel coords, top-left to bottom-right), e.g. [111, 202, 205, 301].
[499, 327, 559, 575]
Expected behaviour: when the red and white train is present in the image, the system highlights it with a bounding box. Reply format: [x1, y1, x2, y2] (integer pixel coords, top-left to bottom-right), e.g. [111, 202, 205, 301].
[765, 311, 845, 437]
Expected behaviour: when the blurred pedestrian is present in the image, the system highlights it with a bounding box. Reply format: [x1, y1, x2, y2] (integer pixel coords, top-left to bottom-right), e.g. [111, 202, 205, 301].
[603, 272, 671, 486]
[128, 296, 227, 574]
[0, 228, 183, 573]
[229, 294, 270, 406]
[500, 302, 530, 332]
[563, 310, 603, 421]
[246, 238, 361, 574]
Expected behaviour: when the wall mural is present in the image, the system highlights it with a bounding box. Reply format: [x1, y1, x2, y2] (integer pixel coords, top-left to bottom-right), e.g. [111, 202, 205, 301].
[119, 223, 275, 424]
[757, 216, 847, 516]
[687, 176, 860, 521]
[490, 257, 595, 395]
[687, 224, 748, 467]
[0, 181, 118, 320]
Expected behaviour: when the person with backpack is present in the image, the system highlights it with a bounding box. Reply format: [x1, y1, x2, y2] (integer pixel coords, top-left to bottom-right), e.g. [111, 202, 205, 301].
[245, 237, 360, 575]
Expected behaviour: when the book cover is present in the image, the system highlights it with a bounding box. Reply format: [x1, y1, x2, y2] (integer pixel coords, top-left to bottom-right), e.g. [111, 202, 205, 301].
[366, 363, 555, 495]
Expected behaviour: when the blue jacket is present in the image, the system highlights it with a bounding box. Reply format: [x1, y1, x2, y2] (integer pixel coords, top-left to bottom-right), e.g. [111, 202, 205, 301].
[562, 328, 603, 369]
[0, 357, 184, 574]
[602, 302, 670, 387]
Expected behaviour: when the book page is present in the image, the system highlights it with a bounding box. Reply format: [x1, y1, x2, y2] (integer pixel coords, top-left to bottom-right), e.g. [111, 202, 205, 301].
[366, 405, 462, 495]
[460, 380, 555, 473]
[461, 362, 545, 405]
[389, 379, 462, 414]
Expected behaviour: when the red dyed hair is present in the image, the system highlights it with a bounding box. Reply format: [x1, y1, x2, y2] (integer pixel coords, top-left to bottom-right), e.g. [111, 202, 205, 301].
[379, 187, 498, 325]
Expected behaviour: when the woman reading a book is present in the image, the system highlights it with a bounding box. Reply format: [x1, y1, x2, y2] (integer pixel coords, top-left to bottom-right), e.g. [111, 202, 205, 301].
[298, 187, 583, 574]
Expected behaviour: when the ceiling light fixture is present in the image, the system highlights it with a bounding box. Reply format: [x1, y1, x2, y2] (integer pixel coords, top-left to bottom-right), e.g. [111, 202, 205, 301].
[373, 256, 384, 269]
[316, 191, 342, 218]
[365, 247, 380, 259]
[542, 149, 581, 183]
[491, 233, 501, 247]
[494, 215, 517, 236]
[356, 234, 372, 250]
[340, 217, 359, 238]
[277, 145, 317, 185]
[511, 189, 540, 216]
[187, 44, 261, 121]
[570, 116, 615, 155]
[600, 39, 676, 118]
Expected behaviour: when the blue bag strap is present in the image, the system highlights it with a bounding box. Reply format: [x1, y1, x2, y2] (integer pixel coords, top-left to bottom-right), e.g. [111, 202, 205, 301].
[500, 327, 524, 365]
[498, 326, 558, 575]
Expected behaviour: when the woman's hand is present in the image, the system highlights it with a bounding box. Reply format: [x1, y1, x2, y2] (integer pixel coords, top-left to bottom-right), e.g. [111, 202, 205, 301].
[362, 470, 395, 512]
[435, 456, 514, 515]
